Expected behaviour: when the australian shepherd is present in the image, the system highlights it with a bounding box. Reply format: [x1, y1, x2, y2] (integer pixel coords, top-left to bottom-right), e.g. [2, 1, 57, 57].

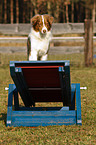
[27, 14, 54, 61]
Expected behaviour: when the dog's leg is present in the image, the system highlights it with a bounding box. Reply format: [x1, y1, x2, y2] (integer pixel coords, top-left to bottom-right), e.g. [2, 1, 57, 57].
[27, 37, 31, 61]
[41, 54, 47, 61]
[29, 51, 37, 61]
[27, 36, 38, 61]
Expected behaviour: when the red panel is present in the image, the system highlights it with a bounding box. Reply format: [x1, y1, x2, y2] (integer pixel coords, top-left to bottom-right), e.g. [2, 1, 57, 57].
[15, 65, 63, 102]
[29, 90, 62, 102]
[22, 68, 60, 88]
[20, 66, 62, 69]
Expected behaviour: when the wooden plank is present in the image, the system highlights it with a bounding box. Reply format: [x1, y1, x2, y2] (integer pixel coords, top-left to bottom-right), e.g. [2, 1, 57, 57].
[12, 110, 76, 116]
[0, 45, 96, 54]
[49, 46, 84, 54]
[1, 36, 96, 41]
[0, 46, 27, 53]
[1, 23, 96, 35]
[0, 46, 85, 54]
[11, 117, 76, 127]
[0, 24, 31, 35]
[0, 23, 96, 35]
[11, 110, 76, 126]
[84, 19, 93, 66]
[52, 23, 84, 34]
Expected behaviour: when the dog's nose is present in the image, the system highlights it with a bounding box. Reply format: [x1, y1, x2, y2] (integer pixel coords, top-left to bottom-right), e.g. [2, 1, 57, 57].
[43, 29, 46, 33]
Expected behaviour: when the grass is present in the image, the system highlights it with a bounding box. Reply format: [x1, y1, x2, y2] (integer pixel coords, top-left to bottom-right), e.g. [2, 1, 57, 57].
[0, 53, 96, 145]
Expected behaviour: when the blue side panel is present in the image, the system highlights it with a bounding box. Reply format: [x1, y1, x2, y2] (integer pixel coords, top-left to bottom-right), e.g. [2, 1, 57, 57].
[14, 88, 19, 110]
[8, 84, 16, 106]
[11, 110, 76, 127]
[64, 64, 71, 106]
[10, 64, 33, 107]
[70, 84, 76, 110]
[59, 66, 66, 106]
[76, 84, 82, 125]
[10, 64, 28, 106]
[6, 107, 12, 126]
[7, 84, 16, 126]
[59, 66, 71, 106]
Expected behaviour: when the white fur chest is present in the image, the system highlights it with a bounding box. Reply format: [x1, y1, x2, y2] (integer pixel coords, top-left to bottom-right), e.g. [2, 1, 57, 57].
[29, 28, 52, 55]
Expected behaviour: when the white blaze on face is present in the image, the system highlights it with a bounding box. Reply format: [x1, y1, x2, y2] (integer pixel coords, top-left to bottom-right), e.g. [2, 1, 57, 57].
[41, 15, 48, 34]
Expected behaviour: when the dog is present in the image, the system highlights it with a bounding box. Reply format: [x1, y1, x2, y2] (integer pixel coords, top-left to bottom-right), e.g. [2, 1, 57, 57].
[27, 14, 54, 61]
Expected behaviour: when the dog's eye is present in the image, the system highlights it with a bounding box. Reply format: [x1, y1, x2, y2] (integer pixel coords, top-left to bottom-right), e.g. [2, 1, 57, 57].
[39, 23, 42, 27]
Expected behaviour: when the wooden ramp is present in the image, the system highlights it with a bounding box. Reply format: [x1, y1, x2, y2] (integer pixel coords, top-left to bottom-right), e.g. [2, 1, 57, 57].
[7, 61, 82, 127]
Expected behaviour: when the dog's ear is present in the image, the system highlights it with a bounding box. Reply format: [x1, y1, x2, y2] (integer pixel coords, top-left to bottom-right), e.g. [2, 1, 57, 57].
[30, 15, 40, 25]
[44, 15, 54, 25]
[49, 16, 54, 25]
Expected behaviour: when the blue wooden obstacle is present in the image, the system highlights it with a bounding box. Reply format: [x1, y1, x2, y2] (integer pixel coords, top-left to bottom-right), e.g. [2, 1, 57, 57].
[7, 61, 82, 127]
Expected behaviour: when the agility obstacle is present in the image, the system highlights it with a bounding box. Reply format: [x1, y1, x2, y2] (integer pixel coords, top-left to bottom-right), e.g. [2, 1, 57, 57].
[7, 61, 82, 127]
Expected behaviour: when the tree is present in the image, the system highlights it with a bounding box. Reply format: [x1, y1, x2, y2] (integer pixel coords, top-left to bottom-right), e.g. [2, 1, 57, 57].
[4, 0, 7, 23]
[84, 0, 95, 66]
[16, 0, 19, 23]
[54, 1, 60, 22]
[71, 2, 74, 22]
[65, 1, 69, 23]
[0, 0, 3, 23]
[71, 0, 95, 66]
[11, 0, 14, 23]
[32, 0, 38, 15]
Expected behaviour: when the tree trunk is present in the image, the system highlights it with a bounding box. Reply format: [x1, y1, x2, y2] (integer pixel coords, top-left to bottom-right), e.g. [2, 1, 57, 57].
[54, 1, 59, 22]
[92, 0, 95, 23]
[0, 0, 3, 23]
[84, 19, 93, 66]
[11, 0, 14, 23]
[30, 1, 33, 19]
[47, 1, 51, 15]
[23, 0, 26, 23]
[16, 0, 19, 23]
[76, 2, 80, 22]
[27, 1, 30, 22]
[66, 3, 69, 23]
[4, 0, 7, 23]
[71, 2, 74, 23]
[63, 4, 65, 23]
[32, 0, 38, 15]
[85, 7, 91, 19]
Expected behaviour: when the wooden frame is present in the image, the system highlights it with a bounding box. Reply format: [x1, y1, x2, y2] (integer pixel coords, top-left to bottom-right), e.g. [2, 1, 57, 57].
[6, 61, 82, 127]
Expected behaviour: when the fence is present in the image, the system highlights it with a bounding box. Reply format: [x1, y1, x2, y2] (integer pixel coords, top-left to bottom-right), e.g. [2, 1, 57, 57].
[0, 23, 96, 54]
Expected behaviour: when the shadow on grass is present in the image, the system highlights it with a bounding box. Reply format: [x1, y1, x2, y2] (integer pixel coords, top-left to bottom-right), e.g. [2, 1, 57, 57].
[0, 113, 7, 125]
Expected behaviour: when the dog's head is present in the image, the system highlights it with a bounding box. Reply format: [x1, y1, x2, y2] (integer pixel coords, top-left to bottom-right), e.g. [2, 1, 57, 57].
[31, 14, 54, 34]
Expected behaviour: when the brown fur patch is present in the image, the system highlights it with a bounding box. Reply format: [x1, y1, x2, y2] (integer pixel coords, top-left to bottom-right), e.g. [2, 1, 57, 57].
[31, 15, 43, 32]
[43, 14, 54, 31]
[31, 14, 54, 32]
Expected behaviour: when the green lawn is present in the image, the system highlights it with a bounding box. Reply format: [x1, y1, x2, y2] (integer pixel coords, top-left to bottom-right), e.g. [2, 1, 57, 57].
[0, 53, 96, 145]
